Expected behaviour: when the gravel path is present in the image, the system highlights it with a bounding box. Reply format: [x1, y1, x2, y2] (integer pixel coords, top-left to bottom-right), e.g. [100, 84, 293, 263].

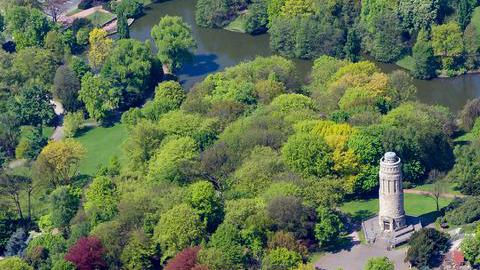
[315, 240, 410, 270]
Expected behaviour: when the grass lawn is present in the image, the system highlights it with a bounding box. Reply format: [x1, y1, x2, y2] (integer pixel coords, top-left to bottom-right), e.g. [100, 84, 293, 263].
[413, 182, 461, 195]
[75, 123, 127, 176]
[396, 55, 415, 71]
[86, 11, 116, 27]
[341, 193, 452, 222]
[224, 12, 248, 33]
[66, 8, 81, 16]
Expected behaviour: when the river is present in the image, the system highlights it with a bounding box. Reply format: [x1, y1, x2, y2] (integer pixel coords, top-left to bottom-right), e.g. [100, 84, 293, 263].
[130, 0, 480, 112]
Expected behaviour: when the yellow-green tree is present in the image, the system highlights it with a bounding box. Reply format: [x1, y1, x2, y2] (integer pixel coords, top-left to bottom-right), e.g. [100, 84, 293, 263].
[280, 0, 315, 17]
[34, 139, 86, 187]
[87, 28, 113, 70]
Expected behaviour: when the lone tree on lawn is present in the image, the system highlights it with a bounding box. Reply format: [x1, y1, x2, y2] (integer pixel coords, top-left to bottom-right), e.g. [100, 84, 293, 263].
[426, 169, 447, 212]
[151, 15, 196, 73]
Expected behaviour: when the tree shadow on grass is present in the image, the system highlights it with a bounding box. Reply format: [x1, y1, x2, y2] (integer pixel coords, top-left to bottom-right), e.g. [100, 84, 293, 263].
[74, 125, 95, 137]
[350, 210, 376, 224]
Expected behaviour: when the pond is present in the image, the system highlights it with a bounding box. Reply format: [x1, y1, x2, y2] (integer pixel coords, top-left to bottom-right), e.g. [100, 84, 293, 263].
[130, 0, 480, 112]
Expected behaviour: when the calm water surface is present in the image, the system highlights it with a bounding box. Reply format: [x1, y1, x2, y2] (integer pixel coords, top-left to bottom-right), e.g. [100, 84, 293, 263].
[130, 0, 480, 112]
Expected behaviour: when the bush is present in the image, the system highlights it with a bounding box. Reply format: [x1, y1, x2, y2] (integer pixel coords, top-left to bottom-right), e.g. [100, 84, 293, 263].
[445, 197, 480, 225]
[5, 228, 27, 257]
[76, 28, 91, 47]
[63, 111, 84, 138]
[0, 256, 32, 270]
[15, 139, 30, 159]
[261, 247, 302, 270]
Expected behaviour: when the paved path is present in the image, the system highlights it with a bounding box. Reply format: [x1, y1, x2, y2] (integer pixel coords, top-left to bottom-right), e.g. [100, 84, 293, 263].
[315, 240, 410, 270]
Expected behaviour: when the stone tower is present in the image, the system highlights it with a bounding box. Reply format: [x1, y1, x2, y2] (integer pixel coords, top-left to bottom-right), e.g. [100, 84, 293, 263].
[378, 152, 406, 232]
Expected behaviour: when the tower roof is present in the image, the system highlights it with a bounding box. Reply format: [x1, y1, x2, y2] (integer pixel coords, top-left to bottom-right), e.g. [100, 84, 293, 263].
[384, 152, 398, 163]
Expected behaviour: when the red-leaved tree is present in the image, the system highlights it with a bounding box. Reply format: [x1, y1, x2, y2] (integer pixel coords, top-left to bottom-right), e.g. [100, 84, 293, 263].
[165, 246, 202, 270]
[65, 236, 107, 270]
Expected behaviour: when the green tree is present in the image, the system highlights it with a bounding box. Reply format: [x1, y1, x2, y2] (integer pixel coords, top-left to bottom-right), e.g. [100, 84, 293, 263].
[314, 207, 345, 248]
[195, 0, 231, 28]
[147, 136, 198, 183]
[68, 56, 90, 80]
[49, 186, 81, 228]
[364, 257, 394, 270]
[448, 140, 480, 195]
[120, 230, 154, 270]
[245, 0, 268, 34]
[458, 0, 474, 30]
[464, 22, 480, 70]
[63, 111, 84, 138]
[397, 0, 439, 33]
[154, 204, 206, 260]
[232, 146, 284, 196]
[122, 119, 165, 171]
[344, 28, 361, 62]
[406, 228, 450, 268]
[281, 132, 332, 178]
[116, 12, 129, 39]
[11, 86, 55, 127]
[114, 0, 143, 18]
[188, 181, 224, 231]
[44, 30, 68, 62]
[79, 72, 120, 121]
[53, 65, 81, 111]
[431, 22, 464, 70]
[12, 47, 58, 89]
[412, 29, 437, 79]
[360, 0, 403, 62]
[261, 247, 302, 270]
[5, 6, 51, 49]
[84, 176, 119, 226]
[151, 16, 197, 72]
[100, 39, 152, 108]
[205, 223, 245, 269]
[151, 80, 186, 114]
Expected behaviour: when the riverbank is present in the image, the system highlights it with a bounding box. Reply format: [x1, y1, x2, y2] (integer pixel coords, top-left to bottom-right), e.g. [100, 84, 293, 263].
[129, 0, 480, 112]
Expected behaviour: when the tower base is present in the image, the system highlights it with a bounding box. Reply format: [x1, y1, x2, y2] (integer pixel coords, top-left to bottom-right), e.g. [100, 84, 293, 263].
[378, 215, 406, 232]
